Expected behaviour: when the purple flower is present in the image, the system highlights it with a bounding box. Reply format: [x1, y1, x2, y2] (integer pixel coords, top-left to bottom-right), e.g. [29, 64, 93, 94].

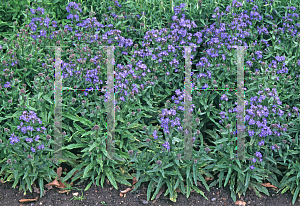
[35, 135, 40, 141]
[252, 158, 256, 163]
[36, 7, 45, 15]
[162, 141, 170, 150]
[153, 130, 158, 139]
[258, 140, 264, 146]
[9, 133, 20, 145]
[4, 81, 11, 88]
[221, 94, 228, 101]
[248, 130, 255, 137]
[26, 138, 33, 143]
[31, 147, 36, 153]
[250, 165, 255, 170]
[37, 144, 44, 150]
[255, 151, 262, 158]
[21, 127, 27, 134]
[30, 8, 35, 14]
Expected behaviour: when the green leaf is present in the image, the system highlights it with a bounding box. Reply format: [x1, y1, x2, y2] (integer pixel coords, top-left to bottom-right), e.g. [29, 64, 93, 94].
[175, 167, 183, 181]
[147, 180, 154, 201]
[193, 165, 198, 186]
[84, 180, 94, 191]
[62, 163, 84, 182]
[191, 184, 208, 200]
[292, 185, 300, 204]
[186, 167, 191, 183]
[224, 167, 232, 187]
[105, 168, 118, 190]
[166, 179, 174, 198]
[39, 177, 44, 198]
[62, 143, 86, 150]
[151, 177, 164, 201]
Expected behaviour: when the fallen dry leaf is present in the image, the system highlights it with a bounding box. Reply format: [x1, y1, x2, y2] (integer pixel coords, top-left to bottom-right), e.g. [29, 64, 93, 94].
[58, 190, 71, 195]
[119, 193, 123, 197]
[46, 179, 60, 187]
[64, 168, 68, 172]
[19, 196, 38, 203]
[45, 184, 52, 190]
[120, 188, 132, 194]
[235, 200, 246, 206]
[205, 176, 214, 181]
[155, 184, 165, 200]
[132, 177, 137, 185]
[57, 180, 66, 189]
[57, 167, 62, 178]
[261, 183, 277, 189]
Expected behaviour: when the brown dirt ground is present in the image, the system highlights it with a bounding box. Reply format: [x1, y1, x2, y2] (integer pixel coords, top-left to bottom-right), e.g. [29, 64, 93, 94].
[1, 174, 300, 206]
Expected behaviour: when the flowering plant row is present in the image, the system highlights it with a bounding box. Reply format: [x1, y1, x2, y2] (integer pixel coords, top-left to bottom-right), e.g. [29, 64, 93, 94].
[0, 0, 300, 204]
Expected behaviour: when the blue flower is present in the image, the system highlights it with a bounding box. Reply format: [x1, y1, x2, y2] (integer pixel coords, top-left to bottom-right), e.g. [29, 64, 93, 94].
[9, 133, 20, 145]
[31, 147, 36, 153]
[255, 151, 262, 158]
[162, 141, 170, 150]
[258, 140, 264, 146]
[248, 130, 255, 137]
[35, 135, 40, 142]
[250, 165, 255, 170]
[4, 81, 11, 88]
[153, 130, 158, 139]
[252, 158, 256, 163]
[26, 138, 33, 143]
[37, 144, 44, 150]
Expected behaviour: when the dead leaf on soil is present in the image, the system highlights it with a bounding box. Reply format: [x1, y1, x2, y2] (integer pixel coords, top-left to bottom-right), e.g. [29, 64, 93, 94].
[19, 196, 38, 203]
[234, 200, 246, 206]
[261, 183, 277, 189]
[205, 176, 214, 181]
[58, 189, 71, 195]
[45, 184, 53, 190]
[132, 177, 137, 185]
[155, 185, 166, 200]
[46, 179, 60, 187]
[120, 188, 132, 194]
[45, 178, 66, 190]
[57, 167, 62, 179]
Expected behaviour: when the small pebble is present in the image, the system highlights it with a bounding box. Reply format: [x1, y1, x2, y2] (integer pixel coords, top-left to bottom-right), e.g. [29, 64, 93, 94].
[211, 198, 216, 201]
[142, 200, 149, 204]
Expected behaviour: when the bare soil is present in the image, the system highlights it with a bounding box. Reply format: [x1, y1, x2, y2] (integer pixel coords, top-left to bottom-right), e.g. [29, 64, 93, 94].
[1, 175, 300, 206]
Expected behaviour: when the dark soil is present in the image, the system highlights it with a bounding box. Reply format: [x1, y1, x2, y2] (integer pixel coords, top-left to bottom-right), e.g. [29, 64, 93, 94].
[1, 176, 300, 206]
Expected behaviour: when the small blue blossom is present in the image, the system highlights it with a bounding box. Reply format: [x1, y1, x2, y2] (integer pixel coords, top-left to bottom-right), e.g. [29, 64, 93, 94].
[31, 147, 36, 153]
[153, 130, 158, 139]
[35, 135, 40, 142]
[162, 141, 170, 150]
[258, 140, 264, 146]
[37, 144, 44, 150]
